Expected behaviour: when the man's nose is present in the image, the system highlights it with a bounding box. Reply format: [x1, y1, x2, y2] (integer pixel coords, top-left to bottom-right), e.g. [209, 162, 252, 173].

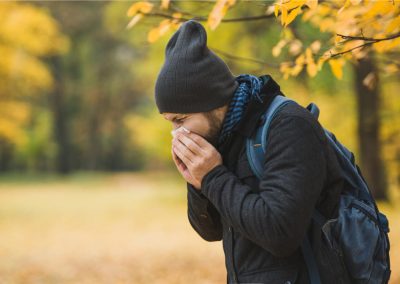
[173, 122, 181, 129]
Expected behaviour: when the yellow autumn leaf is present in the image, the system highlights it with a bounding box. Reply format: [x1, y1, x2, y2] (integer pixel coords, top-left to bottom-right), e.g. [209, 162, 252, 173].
[318, 18, 336, 32]
[295, 53, 306, 65]
[171, 19, 183, 29]
[374, 40, 391, 53]
[301, 9, 315, 21]
[370, 1, 394, 15]
[317, 5, 332, 16]
[207, 0, 236, 30]
[127, 2, 154, 17]
[169, 13, 183, 29]
[362, 1, 394, 21]
[280, 4, 288, 25]
[284, 6, 302, 27]
[334, 34, 343, 44]
[305, 0, 318, 10]
[280, 62, 292, 79]
[288, 39, 303, 55]
[316, 57, 326, 71]
[172, 12, 182, 19]
[284, 41, 306, 78]
[305, 48, 318, 77]
[272, 39, 288, 57]
[374, 37, 400, 52]
[126, 14, 143, 29]
[161, 0, 170, 10]
[282, 0, 306, 11]
[329, 58, 345, 79]
[307, 61, 318, 77]
[274, 3, 280, 17]
[310, 40, 321, 53]
[305, 47, 313, 62]
[147, 20, 172, 43]
[385, 16, 400, 34]
[362, 72, 377, 90]
[337, 0, 350, 14]
[291, 62, 304, 76]
[265, 5, 275, 16]
[280, 61, 292, 72]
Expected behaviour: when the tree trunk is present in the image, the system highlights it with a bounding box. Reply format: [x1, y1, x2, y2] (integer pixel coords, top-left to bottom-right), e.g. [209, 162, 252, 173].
[353, 55, 388, 200]
[49, 56, 70, 174]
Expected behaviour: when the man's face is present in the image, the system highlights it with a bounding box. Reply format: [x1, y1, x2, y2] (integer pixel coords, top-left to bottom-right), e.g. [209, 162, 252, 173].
[163, 105, 227, 147]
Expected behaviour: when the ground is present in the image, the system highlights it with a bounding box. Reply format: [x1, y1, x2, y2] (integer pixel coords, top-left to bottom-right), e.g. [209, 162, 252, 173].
[0, 171, 398, 283]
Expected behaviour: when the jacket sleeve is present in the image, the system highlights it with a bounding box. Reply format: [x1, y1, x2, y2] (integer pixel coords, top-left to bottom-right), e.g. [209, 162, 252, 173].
[187, 182, 223, 241]
[200, 115, 328, 257]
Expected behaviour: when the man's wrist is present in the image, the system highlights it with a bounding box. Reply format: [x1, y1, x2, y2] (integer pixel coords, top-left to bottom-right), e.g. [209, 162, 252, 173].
[187, 182, 204, 197]
[200, 164, 226, 195]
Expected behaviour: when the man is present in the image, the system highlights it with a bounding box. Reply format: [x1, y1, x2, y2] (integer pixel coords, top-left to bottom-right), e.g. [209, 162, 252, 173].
[154, 20, 344, 284]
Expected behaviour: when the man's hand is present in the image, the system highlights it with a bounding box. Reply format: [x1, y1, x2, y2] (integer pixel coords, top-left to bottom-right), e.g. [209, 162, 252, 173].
[171, 131, 222, 190]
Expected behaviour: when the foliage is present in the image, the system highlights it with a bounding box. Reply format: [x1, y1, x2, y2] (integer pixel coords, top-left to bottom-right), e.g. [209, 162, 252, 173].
[126, 0, 400, 79]
[0, 3, 69, 147]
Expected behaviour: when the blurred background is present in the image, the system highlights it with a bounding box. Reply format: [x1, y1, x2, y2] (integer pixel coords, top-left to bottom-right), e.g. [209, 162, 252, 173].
[0, 1, 399, 283]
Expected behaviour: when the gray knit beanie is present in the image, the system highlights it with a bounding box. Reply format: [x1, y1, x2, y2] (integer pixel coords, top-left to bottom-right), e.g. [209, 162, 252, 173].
[154, 20, 239, 114]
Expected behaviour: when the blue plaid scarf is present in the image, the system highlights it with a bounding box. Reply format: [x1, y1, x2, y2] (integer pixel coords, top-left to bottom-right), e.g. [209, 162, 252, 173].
[217, 74, 266, 147]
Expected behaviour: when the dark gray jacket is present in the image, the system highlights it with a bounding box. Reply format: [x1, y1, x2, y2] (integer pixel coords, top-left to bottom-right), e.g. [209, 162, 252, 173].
[186, 79, 344, 284]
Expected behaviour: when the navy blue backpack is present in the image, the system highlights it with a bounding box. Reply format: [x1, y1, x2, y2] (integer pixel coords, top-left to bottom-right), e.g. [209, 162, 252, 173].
[246, 95, 391, 284]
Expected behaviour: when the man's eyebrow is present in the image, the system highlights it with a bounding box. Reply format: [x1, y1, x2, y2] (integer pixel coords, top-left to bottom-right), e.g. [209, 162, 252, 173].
[167, 114, 187, 121]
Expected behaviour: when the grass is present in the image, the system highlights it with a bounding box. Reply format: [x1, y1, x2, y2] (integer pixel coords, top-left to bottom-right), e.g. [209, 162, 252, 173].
[0, 171, 398, 283]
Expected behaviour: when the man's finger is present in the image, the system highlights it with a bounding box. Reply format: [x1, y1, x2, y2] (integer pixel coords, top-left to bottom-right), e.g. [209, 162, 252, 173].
[172, 146, 188, 171]
[172, 147, 188, 172]
[173, 137, 196, 163]
[173, 143, 193, 166]
[171, 146, 181, 165]
[186, 132, 210, 149]
[173, 146, 196, 182]
[176, 133, 204, 155]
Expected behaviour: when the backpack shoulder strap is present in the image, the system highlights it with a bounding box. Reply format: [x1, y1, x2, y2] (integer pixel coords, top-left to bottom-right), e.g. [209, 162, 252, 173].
[246, 99, 320, 179]
[246, 95, 296, 180]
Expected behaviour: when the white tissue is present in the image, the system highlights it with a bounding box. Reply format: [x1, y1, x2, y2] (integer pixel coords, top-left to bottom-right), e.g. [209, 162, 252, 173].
[171, 126, 190, 137]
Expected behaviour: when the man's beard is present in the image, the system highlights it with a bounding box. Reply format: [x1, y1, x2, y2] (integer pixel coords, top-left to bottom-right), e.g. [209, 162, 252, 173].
[204, 112, 223, 148]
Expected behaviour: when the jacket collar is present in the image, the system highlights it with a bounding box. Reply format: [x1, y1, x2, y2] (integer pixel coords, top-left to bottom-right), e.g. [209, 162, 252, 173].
[233, 74, 284, 139]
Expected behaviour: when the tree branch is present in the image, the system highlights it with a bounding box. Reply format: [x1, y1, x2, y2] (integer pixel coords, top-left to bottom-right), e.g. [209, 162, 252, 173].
[330, 42, 374, 58]
[209, 46, 280, 69]
[141, 11, 277, 23]
[326, 32, 400, 58]
[337, 32, 400, 43]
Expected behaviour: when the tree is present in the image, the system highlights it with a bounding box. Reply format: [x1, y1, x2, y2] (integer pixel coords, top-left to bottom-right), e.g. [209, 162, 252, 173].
[354, 54, 388, 200]
[39, 1, 147, 172]
[0, 2, 69, 171]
